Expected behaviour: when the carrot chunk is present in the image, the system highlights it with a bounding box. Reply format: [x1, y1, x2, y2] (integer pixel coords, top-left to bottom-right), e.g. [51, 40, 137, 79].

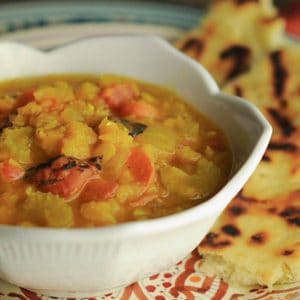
[100, 83, 157, 119]
[126, 147, 155, 190]
[100, 83, 139, 109]
[0, 159, 25, 182]
[118, 100, 158, 119]
[80, 179, 118, 202]
[19, 88, 35, 107]
[30, 156, 100, 200]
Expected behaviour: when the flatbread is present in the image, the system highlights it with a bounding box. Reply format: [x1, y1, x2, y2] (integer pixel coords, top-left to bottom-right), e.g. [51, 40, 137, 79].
[198, 47, 300, 288]
[176, 0, 285, 85]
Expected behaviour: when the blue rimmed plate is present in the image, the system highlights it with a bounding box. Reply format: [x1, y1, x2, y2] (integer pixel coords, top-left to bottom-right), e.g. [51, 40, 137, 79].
[0, 1, 203, 49]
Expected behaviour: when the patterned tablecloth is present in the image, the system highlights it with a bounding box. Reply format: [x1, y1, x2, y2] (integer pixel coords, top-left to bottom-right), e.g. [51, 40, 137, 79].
[0, 249, 299, 300]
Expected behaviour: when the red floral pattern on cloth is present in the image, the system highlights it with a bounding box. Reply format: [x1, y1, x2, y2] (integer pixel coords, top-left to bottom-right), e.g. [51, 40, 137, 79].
[0, 249, 299, 300]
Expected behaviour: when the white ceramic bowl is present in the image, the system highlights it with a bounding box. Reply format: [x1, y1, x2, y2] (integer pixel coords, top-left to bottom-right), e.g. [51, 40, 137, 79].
[0, 36, 271, 297]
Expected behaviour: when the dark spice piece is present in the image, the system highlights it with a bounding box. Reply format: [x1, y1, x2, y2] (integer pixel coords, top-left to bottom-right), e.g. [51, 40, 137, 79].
[120, 119, 147, 137]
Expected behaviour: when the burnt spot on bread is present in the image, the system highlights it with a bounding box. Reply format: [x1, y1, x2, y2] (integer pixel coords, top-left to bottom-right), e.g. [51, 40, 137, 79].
[288, 217, 300, 227]
[268, 142, 298, 152]
[221, 224, 241, 237]
[280, 99, 287, 108]
[202, 239, 231, 249]
[269, 51, 288, 108]
[279, 206, 300, 218]
[206, 232, 218, 241]
[268, 207, 277, 214]
[180, 38, 204, 58]
[262, 153, 271, 162]
[213, 240, 231, 248]
[200, 232, 218, 246]
[220, 45, 251, 81]
[233, 85, 244, 97]
[279, 207, 300, 227]
[282, 249, 294, 256]
[236, 189, 258, 203]
[268, 108, 296, 137]
[201, 232, 231, 249]
[229, 205, 246, 216]
[250, 232, 267, 244]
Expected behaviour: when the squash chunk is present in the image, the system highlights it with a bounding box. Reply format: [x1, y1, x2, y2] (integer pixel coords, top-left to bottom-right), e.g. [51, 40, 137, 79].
[61, 121, 97, 159]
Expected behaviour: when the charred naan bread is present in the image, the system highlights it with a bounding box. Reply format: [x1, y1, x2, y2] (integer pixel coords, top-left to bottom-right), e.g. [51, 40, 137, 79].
[176, 0, 285, 85]
[199, 47, 300, 288]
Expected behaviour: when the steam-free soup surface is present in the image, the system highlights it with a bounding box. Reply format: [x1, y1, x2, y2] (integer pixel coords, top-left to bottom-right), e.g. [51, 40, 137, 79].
[0, 74, 231, 227]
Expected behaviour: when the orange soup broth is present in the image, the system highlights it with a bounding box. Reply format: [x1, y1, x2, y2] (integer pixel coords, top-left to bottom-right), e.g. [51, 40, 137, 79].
[0, 74, 231, 228]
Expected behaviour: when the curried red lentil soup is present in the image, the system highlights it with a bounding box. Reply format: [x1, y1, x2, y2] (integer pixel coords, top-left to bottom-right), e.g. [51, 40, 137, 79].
[0, 74, 231, 227]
